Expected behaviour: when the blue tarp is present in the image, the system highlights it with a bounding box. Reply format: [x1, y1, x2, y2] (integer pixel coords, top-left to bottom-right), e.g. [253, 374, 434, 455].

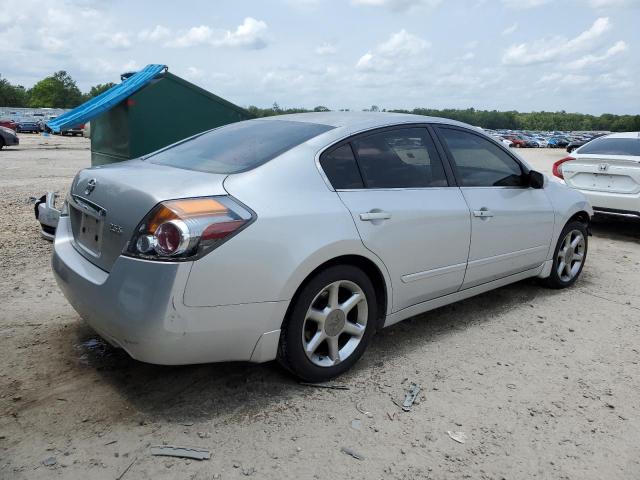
[46, 64, 167, 133]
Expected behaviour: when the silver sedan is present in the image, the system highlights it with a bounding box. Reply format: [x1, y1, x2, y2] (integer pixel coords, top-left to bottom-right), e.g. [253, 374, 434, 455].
[52, 113, 592, 381]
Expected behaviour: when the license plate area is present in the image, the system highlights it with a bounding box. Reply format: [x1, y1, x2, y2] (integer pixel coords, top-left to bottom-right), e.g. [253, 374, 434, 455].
[77, 211, 104, 256]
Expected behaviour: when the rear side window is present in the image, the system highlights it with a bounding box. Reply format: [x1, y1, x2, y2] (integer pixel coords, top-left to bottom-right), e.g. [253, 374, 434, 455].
[578, 137, 640, 156]
[320, 144, 364, 189]
[438, 128, 525, 187]
[352, 128, 448, 188]
[149, 119, 334, 174]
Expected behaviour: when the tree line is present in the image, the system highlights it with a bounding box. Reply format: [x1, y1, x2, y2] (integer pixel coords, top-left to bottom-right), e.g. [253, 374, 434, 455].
[0, 71, 115, 109]
[2, 72, 638, 132]
[249, 104, 640, 132]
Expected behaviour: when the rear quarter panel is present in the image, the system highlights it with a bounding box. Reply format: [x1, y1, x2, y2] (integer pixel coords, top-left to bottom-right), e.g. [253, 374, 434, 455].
[183, 140, 393, 311]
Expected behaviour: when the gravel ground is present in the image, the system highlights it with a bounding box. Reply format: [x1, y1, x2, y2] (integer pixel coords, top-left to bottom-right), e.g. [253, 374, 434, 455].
[1, 134, 639, 480]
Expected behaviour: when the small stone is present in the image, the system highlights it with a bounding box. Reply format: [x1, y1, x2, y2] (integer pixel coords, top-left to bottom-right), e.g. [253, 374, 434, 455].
[43, 457, 57, 467]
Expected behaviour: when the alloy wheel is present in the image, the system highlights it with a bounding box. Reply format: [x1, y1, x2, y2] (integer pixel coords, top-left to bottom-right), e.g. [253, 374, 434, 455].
[302, 280, 368, 367]
[557, 229, 586, 282]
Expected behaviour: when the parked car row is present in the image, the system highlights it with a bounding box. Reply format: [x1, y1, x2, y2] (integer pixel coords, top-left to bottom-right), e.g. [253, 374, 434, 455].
[483, 129, 608, 152]
[0, 116, 86, 136]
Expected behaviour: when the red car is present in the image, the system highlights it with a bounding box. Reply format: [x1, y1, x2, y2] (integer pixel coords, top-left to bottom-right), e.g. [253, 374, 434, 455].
[0, 119, 17, 132]
[502, 135, 527, 148]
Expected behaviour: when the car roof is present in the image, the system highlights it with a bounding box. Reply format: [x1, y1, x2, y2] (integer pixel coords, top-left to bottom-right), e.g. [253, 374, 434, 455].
[258, 111, 475, 131]
[603, 132, 640, 139]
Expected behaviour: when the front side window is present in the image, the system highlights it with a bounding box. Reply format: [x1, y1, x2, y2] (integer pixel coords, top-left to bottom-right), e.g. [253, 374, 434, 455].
[438, 128, 525, 187]
[351, 128, 448, 188]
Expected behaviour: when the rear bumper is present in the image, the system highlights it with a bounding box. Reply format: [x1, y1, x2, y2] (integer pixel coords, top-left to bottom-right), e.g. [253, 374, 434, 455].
[577, 189, 640, 217]
[52, 216, 287, 365]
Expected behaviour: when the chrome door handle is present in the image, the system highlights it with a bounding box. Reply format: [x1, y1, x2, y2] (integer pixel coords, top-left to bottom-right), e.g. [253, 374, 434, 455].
[360, 211, 392, 221]
[473, 209, 494, 218]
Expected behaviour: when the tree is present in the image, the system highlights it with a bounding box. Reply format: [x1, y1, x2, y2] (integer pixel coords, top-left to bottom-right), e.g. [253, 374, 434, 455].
[27, 71, 83, 108]
[82, 82, 116, 101]
[313, 105, 330, 112]
[0, 76, 28, 107]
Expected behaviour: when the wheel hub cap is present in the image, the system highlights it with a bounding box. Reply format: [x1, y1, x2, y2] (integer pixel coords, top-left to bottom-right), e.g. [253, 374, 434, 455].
[325, 310, 346, 337]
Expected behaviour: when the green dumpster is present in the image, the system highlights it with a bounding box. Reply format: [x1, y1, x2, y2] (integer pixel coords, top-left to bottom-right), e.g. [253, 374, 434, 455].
[90, 70, 251, 166]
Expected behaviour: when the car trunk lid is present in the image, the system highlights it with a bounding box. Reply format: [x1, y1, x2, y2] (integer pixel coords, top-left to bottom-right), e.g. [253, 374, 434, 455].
[68, 159, 228, 272]
[562, 154, 640, 195]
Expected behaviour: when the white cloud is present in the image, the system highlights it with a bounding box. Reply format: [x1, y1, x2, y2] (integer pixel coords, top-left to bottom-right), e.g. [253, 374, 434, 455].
[356, 29, 430, 72]
[167, 25, 213, 48]
[567, 40, 628, 69]
[378, 29, 430, 56]
[213, 17, 268, 49]
[316, 42, 338, 55]
[502, 23, 518, 35]
[351, 0, 441, 12]
[587, 0, 640, 7]
[184, 66, 204, 81]
[539, 73, 590, 85]
[502, 17, 611, 65]
[502, 0, 551, 7]
[97, 32, 132, 50]
[166, 18, 268, 49]
[138, 25, 171, 42]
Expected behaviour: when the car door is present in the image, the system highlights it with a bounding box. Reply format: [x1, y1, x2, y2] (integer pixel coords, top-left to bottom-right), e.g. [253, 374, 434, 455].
[319, 126, 471, 312]
[434, 126, 555, 289]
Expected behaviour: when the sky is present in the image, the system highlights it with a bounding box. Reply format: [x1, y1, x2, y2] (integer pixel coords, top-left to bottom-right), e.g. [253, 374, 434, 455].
[1, 0, 639, 114]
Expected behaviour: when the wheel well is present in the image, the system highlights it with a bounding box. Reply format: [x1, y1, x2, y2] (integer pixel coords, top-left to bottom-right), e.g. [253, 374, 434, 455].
[567, 210, 591, 234]
[283, 255, 389, 331]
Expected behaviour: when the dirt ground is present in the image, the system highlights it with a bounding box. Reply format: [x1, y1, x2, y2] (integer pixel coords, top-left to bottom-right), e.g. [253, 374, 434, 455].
[1, 134, 639, 480]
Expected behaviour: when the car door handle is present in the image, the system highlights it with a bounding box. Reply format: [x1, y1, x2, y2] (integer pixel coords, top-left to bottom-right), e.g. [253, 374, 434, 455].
[473, 209, 494, 218]
[359, 211, 392, 221]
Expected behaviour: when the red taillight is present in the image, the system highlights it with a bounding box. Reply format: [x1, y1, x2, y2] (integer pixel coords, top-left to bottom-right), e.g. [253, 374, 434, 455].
[552, 156, 575, 180]
[155, 220, 189, 255]
[126, 196, 254, 261]
[201, 220, 246, 241]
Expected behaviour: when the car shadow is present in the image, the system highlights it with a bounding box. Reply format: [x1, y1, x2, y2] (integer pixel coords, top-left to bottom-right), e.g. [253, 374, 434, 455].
[74, 277, 545, 424]
[590, 213, 640, 242]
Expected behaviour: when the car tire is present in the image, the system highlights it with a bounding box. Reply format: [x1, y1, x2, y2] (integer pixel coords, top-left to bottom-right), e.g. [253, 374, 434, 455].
[0, 138, 4, 150]
[544, 220, 588, 289]
[278, 265, 378, 382]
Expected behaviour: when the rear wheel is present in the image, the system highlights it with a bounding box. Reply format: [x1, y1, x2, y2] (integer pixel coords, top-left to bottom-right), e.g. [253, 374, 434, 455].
[0, 138, 4, 150]
[278, 265, 377, 382]
[544, 220, 588, 289]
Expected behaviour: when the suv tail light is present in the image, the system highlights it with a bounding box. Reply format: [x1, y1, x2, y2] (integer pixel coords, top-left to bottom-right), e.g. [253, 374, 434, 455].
[125, 196, 254, 261]
[552, 156, 575, 180]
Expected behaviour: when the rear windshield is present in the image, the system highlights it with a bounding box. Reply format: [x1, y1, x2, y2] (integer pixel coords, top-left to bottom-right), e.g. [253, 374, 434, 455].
[148, 119, 335, 174]
[578, 137, 640, 156]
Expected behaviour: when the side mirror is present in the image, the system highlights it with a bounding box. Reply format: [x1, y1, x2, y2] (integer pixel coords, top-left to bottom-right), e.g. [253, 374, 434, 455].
[528, 170, 545, 189]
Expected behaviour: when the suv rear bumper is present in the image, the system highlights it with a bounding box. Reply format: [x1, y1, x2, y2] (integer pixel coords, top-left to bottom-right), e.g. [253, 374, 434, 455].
[52, 216, 287, 365]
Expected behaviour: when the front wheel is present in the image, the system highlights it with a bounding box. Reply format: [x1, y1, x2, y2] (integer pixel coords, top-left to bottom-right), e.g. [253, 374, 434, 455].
[278, 265, 377, 382]
[544, 220, 588, 289]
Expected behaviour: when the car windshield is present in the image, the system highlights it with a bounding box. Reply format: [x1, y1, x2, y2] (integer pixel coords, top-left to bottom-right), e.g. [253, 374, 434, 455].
[578, 137, 640, 156]
[149, 119, 335, 174]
